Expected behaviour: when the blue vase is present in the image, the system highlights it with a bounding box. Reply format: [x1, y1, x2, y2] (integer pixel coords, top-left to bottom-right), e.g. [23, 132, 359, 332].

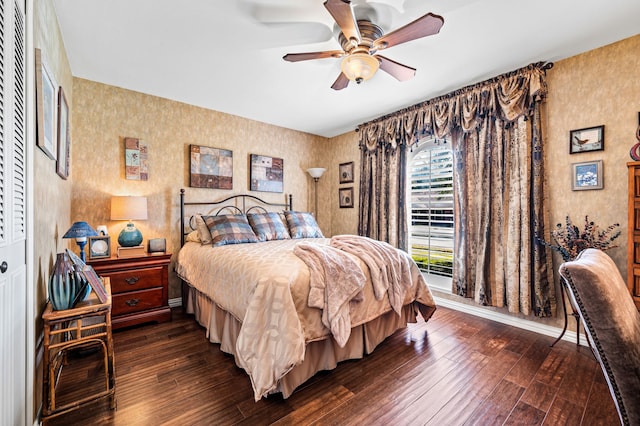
[118, 222, 143, 247]
[49, 252, 92, 310]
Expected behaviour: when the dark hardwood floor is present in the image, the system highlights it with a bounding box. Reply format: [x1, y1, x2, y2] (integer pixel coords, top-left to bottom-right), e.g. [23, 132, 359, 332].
[44, 306, 619, 425]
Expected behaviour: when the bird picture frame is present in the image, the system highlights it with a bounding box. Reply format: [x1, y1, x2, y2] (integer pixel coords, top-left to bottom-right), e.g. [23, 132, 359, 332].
[569, 125, 604, 154]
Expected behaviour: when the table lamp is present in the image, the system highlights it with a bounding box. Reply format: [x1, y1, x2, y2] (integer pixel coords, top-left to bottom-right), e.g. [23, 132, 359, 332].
[63, 221, 99, 262]
[111, 195, 148, 247]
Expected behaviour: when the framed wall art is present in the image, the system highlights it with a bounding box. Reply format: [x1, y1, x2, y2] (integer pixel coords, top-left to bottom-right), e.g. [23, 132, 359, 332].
[88, 236, 111, 259]
[56, 87, 70, 179]
[339, 187, 354, 208]
[189, 144, 233, 189]
[124, 137, 148, 180]
[572, 160, 603, 191]
[339, 161, 354, 184]
[250, 154, 283, 193]
[35, 48, 57, 160]
[570, 125, 604, 154]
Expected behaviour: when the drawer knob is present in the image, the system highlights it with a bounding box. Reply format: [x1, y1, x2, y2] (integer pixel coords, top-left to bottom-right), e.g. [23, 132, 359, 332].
[124, 276, 140, 285]
[125, 298, 140, 307]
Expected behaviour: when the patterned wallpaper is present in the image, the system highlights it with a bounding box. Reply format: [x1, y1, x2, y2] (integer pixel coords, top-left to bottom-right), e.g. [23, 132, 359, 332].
[71, 79, 328, 298]
[328, 131, 360, 236]
[545, 34, 640, 278]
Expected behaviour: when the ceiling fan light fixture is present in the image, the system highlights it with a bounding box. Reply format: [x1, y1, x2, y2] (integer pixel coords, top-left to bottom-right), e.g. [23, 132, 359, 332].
[340, 52, 379, 84]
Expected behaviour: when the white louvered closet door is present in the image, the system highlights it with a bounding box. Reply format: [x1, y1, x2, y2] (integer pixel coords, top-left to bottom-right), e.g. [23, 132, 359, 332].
[0, 0, 27, 425]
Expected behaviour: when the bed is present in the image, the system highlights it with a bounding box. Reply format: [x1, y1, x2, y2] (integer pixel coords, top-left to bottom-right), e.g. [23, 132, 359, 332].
[175, 189, 437, 401]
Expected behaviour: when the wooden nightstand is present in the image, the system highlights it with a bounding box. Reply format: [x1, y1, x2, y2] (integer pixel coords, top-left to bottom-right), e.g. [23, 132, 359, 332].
[88, 253, 172, 329]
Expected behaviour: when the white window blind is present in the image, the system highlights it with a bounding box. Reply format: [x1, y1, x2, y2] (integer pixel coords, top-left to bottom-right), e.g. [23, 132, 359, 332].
[409, 141, 454, 290]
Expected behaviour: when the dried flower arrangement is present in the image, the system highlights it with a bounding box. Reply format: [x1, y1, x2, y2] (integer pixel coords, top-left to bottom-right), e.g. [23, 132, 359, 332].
[538, 215, 621, 261]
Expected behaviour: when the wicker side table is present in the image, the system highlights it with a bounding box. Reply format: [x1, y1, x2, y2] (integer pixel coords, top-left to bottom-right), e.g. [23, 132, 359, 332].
[41, 278, 116, 421]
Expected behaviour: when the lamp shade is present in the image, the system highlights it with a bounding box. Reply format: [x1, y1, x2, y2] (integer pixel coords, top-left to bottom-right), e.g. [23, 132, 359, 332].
[340, 53, 380, 83]
[307, 168, 326, 179]
[62, 221, 98, 239]
[63, 222, 98, 262]
[110, 196, 148, 221]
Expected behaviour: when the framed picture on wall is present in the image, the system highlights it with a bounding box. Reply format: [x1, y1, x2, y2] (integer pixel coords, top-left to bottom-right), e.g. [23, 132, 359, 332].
[189, 144, 233, 189]
[35, 48, 57, 160]
[572, 160, 603, 190]
[339, 162, 354, 184]
[339, 187, 354, 208]
[569, 125, 604, 154]
[56, 87, 70, 179]
[250, 154, 283, 193]
[124, 137, 149, 180]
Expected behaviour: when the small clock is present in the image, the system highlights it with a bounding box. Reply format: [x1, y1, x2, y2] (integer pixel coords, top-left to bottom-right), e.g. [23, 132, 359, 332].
[89, 236, 111, 259]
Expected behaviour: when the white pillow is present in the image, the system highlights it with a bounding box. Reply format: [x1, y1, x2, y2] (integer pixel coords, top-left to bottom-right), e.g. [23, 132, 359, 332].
[185, 230, 201, 243]
[195, 214, 212, 245]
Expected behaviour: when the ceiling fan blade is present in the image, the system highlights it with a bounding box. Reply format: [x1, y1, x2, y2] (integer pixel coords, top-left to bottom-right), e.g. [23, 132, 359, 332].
[324, 0, 360, 45]
[375, 55, 416, 81]
[373, 12, 444, 50]
[283, 50, 345, 62]
[331, 72, 350, 90]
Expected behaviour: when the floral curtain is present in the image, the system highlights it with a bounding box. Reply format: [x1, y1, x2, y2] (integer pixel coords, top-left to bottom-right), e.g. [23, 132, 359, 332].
[357, 62, 555, 317]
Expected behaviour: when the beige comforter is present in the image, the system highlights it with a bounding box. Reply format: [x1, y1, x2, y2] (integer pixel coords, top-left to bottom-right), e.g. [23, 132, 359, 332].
[176, 237, 435, 400]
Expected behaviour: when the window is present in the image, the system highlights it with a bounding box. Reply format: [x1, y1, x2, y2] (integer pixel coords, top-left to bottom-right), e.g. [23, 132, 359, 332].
[409, 139, 454, 291]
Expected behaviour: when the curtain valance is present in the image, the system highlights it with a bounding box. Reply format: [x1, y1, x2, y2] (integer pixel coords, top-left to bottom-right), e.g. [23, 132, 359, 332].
[358, 62, 552, 151]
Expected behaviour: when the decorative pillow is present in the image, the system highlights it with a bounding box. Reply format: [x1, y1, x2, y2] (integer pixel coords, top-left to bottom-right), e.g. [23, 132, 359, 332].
[194, 214, 212, 245]
[185, 230, 201, 243]
[203, 214, 259, 247]
[247, 212, 291, 241]
[284, 211, 324, 239]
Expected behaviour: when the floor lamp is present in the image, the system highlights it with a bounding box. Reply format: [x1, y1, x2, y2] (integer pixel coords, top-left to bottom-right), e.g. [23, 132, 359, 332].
[307, 168, 326, 219]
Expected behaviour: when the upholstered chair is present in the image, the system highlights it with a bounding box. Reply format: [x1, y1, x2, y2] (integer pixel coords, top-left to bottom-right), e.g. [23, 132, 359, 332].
[558, 248, 640, 426]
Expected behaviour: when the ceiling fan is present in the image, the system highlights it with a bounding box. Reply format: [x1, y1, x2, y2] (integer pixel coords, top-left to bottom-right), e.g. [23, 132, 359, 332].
[283, 0, 444, 90]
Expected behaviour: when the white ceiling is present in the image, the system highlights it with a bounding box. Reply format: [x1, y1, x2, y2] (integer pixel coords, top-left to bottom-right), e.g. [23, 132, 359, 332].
[52, 0, 640, 138]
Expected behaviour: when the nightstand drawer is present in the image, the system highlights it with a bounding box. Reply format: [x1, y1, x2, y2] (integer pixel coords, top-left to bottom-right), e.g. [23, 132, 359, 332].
[88, 253, 172, 329]
[112, 287, 164, 316]
[106, 266, 164, 293]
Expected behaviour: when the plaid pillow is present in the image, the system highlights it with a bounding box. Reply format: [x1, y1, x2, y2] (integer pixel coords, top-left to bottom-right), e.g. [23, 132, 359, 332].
[203, 214, 258, 247]
[284, 211, 324, 239]
[247, 212, 291, 241]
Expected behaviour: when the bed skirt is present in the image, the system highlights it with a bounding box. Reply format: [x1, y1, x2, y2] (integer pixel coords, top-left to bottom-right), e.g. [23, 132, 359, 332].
[183, 283, 418, 399]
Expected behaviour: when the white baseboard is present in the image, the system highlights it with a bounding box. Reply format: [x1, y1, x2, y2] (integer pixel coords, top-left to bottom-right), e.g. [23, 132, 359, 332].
[433, 295, 587, 347]
[169, 297, 182, 308]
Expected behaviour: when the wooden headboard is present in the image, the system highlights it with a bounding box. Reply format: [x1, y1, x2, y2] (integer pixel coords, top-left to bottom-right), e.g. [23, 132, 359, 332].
[179, 189, 293, 246]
